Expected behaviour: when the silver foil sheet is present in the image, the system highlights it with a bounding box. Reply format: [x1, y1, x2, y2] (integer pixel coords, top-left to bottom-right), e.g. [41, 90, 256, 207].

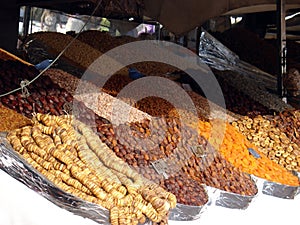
[205, 186, 256, 210]
[251, 175, 299, 199]
[169, 202, 208, 221]
[295, 172, 300, 195]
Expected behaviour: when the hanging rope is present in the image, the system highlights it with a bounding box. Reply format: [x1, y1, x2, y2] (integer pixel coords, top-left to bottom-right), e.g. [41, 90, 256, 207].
[0, 0, 103, 98]
[20, 79, 31, 97]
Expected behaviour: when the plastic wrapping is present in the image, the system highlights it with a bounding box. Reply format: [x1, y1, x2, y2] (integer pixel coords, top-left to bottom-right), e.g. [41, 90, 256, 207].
[251, 175, 299, 199]
[198, 29, 292, 112]
[205, 186, 256, 210]
[199, 30, 270, 76]
[0, 135, 113, 224]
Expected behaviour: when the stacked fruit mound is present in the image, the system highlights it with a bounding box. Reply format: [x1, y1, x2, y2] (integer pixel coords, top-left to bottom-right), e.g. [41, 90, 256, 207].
[7, 114, 176, 225]
[97, 116, 258, 204]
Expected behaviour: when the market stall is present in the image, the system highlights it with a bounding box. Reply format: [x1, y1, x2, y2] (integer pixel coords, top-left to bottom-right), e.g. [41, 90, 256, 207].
[1, 1, 300, 225]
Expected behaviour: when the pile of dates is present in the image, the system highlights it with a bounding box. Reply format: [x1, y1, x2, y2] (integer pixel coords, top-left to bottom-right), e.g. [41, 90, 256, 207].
[97, 116, 258, 205]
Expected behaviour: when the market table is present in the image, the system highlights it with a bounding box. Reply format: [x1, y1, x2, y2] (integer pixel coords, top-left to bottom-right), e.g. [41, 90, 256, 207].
[0, 169, 299, 225]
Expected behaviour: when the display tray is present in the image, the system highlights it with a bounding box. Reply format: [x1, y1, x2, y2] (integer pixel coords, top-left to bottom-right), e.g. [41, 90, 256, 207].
[205, 186, 257, 210]
[0, 136, 112, 225]
[251, 175, 300, 199]
[0, 132, 209, 222]
[169, 201, 208, 221]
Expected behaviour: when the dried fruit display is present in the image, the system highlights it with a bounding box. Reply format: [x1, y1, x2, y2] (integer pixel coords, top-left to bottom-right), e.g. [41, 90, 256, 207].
[26, 32, 103, 70]
[97, 117, 258, 201]
[0, 104, 32, 131]
[77, 30, 179, 76]
[43, 68, 80, 94]
[272, 110, 300, 147]
[102, 73, 134, 97]
[77, 30, 138, 53]
[212, 70, 276, 117]
[0, 60, 70, 118]
[0, 60, 110, 129]
[198, 119, 300, 186]
[232, 114, 300, 172]
[7, 113, 176, 225]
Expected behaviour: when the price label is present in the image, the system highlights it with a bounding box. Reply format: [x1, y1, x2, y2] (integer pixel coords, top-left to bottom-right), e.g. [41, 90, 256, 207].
[190, 145, 207, 158]
[151, 159, 169, 179]
[63, 102, 73, 114]
[248, 148, 261, 159]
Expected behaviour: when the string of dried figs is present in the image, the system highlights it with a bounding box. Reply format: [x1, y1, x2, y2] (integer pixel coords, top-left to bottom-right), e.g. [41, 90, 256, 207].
[97, 116, 258, 198]
[198, 119, 300, 186]
[7, 113, 176, 225]
[232, 114, 300, 172]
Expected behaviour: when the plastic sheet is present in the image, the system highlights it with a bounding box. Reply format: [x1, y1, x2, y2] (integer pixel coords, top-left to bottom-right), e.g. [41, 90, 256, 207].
[206, 186, 256, 210]
[198, 29, 292, 112]
[0, 134, 110, 225]
[251, 175, 299, 199]
[199, 30, 270, 76]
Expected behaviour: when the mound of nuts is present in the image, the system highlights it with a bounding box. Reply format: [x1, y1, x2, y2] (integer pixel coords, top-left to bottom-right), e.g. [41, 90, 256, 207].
[233, 111, 300, 172]
[0, 104, 32, 131]
[212, 70, 276, 117]
[97, 116, 258, 202]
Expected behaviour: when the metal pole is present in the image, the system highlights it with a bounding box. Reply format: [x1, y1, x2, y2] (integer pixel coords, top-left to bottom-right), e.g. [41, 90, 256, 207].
[23, 6, 31, 37]
[196, 27, 201, 56]
[276, 0, 287, 101]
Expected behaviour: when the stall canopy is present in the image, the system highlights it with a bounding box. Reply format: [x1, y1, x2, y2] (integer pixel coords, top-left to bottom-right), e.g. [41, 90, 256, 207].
[16, 0, 300, 35]
[143, 0, 300, 35]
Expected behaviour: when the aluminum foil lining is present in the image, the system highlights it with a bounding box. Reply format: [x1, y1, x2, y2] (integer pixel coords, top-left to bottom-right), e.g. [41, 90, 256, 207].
[251, 175, 299, 199]
[295, 172, 300, 196]
[0, 133, 210, 223]
[169, 202, 208, 221]
[205, 186, 256, 210]
[169, 185, 210, 221]
[0, 136, 152, 225]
